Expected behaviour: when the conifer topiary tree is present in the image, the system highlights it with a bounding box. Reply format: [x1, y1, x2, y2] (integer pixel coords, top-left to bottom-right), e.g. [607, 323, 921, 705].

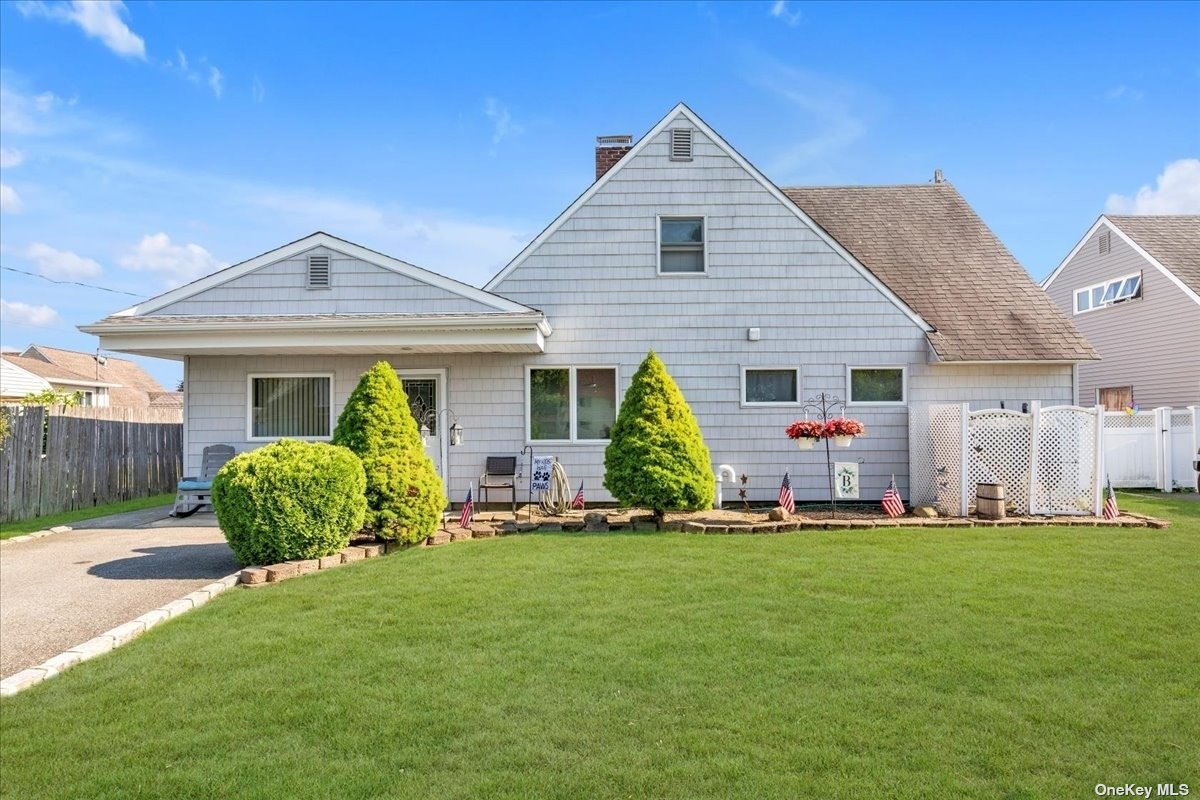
[604, 350, 714, 516]
[333, 361, 446, 543]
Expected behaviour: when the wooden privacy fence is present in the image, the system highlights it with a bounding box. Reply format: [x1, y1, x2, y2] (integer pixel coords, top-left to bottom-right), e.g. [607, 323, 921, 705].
[0, 405, 183, 524]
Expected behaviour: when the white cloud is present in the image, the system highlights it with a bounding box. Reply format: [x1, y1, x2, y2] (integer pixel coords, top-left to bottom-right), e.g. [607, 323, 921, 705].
[483, 98, 523, 146]
[1105, 85, 1144, 102]
[26, 242, 104, 280]
[16, 1, 145, 60]
[1106, 159, 1200, 215]
[0, 298, 62, 328]
[0, 147, 25, 168]
[208, 66, 224, 99]
[251, 76, 265, 103]
[0, 184, 23, 213]
[770, 0, 802, 26]
[118, 233, 225, 285]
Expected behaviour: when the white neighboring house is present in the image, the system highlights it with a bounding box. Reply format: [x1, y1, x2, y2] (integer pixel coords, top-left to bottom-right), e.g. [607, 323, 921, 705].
[0, 357, 53, 401]
[81, 103, 1096, 503]
[1042, 215, 1200, 409]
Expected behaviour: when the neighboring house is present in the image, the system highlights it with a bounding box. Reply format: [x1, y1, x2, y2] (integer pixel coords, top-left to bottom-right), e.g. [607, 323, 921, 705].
[0, 345, 179, 407]
[81, 104, 1094, 502]
[1042, 215, 1200, 409]
[0, 357, 52, 401]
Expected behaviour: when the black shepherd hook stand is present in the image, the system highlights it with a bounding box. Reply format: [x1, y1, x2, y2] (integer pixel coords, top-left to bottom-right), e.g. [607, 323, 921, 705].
[800, 392, 846, 519]
[520, 445, 535, 522]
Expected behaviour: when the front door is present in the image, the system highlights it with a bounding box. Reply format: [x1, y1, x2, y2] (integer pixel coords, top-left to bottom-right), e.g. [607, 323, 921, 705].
[401, 374, 444, 478]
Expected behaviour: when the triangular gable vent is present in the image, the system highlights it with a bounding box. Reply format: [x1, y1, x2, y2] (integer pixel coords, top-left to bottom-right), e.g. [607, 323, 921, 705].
[307, 254, 331, 288]
[670, 128, 694, 161]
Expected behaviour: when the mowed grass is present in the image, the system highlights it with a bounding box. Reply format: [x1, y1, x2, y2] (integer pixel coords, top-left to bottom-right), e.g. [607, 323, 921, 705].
[1, 496, 1196, 799]
[0, 493, 174, 539]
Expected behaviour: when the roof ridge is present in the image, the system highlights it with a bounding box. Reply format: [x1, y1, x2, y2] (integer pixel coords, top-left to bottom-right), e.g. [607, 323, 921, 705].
[781, 183, 953, 190]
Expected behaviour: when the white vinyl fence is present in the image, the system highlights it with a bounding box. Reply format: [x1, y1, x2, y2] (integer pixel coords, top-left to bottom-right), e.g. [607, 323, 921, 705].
[1103, 407, 1198, 490]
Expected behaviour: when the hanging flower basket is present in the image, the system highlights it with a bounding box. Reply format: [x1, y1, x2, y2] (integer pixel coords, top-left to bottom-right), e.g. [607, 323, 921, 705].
[824, 418, 865, 447]
[786, 420, 826, 449]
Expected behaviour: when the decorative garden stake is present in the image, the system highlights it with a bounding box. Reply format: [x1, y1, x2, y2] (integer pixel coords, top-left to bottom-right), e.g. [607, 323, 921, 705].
[787, 393, 865, 519]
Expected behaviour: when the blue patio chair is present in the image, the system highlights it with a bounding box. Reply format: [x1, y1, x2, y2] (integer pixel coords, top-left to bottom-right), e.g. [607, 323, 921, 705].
[171, 444, 236, 518]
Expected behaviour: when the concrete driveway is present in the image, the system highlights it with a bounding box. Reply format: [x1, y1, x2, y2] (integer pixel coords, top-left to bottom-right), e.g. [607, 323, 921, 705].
[0, 507, 237, 678]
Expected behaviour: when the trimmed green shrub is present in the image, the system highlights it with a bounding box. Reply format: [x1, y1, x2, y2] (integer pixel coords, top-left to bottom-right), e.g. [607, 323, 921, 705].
[212, 439, 366, 566]
[332, 361, 445, 543]
[604, 350, 714, 515]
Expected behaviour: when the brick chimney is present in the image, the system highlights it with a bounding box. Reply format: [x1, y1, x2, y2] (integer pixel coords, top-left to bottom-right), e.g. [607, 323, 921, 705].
[595, 135, 633, 179]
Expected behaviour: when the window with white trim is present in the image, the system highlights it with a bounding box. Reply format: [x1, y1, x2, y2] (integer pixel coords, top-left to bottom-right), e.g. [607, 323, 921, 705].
[528, 366, 617, 441]
[743, 368, 799, 405]
[848, 367, 905, 405]
[1074, 272, 1141, 314]
[249, 375, 332, 439]
[659, 217, 705, 274]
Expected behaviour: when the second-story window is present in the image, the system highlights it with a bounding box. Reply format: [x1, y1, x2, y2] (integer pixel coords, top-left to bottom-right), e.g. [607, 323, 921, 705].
[659, 217, 705, 274]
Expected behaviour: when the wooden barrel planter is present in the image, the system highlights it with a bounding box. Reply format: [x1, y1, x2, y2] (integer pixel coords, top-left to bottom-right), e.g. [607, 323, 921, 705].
[976, 483, 1005, 520]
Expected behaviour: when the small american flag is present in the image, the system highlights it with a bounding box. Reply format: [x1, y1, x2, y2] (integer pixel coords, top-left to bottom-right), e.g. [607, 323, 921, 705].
[778, 472, 795, 514]
[882, 474, 905, 518]
[571, 480, 585, 510]
[459, 484, 474, 529]
[1103, 477, 1119, 520]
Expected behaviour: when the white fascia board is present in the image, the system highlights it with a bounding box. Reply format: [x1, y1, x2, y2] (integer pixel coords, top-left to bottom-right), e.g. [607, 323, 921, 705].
[1043, 216, 1200, 306]
[92, 326, 545, 355]
[80, 313, 548, 336]
[117, 232, 535, 317]
[47, 377, 123, 388]
[483, 103, 934, 334]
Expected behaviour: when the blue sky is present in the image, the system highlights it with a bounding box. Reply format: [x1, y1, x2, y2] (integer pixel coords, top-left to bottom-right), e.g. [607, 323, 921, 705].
[1, 0, 1197, 387]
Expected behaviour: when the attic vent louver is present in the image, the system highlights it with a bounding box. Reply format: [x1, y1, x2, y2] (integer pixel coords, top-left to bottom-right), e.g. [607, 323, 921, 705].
[1099, 230, 1111, 255]
[307, 254, 331, 288]
[669, 128, 694, 161]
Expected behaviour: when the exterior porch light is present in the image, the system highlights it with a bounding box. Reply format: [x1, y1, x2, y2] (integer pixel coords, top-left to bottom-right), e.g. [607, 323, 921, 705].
[418, 408, 463, 449]
[449, 421, 463, 447]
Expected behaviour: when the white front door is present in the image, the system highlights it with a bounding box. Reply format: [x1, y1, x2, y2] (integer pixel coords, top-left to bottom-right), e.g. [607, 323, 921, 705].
[399, 372, 446, 481]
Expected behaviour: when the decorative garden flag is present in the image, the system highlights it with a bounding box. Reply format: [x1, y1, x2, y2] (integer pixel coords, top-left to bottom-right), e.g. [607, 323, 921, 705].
[531, 456, 554, 491]
[881, 475, 905, 517]
[835, 462, 860, 499]
[778, 472, 795, 514]
[459, 485, 474, 528]
[571, 480, 585, 510]
[1103, 477, 1119, 520]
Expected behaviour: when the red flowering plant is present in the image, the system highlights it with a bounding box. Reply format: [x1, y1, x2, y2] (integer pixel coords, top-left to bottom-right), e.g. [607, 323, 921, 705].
[785, 420, 827, 440]
[824, 417, 865, 437]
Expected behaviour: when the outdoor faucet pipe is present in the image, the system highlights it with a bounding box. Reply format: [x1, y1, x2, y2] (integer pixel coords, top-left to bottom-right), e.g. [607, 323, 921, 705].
[714, 464, 737, 509]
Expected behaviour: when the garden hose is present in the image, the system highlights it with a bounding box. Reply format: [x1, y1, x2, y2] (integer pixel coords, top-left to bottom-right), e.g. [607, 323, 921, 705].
[539, 459, 573, 516]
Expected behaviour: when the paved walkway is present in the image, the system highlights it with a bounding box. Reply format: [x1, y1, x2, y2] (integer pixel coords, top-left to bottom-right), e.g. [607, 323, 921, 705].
[0, 507, 235, 678]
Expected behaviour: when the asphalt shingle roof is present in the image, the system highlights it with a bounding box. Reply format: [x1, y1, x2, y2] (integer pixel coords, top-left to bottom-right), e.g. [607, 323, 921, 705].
[783, 183, 1098, 362]
[1106, 215, 1200, 297]
[7, 346, 169, 407]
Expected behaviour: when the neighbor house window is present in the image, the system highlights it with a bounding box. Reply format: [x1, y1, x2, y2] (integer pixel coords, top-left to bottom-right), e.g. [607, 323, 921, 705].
[848, 367, 906, 405]
[1073, 272, 1141, 314]
[248, 374, 332, 440]
[659, 217, 705, 274]
[742, 368, 799, 405]
[528, 366, 617, 441]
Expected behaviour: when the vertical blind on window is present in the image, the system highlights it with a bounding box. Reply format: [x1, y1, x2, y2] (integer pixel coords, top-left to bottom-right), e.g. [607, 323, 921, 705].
[252, 376, 331, 438]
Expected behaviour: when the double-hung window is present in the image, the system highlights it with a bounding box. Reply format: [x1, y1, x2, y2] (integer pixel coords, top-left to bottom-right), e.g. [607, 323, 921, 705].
[659, 217, 705, 274]
[528, 366, 618, 442]
[248, 374, 333, 440]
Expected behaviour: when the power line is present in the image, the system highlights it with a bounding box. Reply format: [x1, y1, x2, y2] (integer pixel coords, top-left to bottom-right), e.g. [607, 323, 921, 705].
[0, 265, 147, 298]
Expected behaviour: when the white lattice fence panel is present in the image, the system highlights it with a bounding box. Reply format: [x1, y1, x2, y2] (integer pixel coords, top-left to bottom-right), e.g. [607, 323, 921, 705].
[928, 404, 964, 515]
[967, 410, 1032, 514]
[1102, 412, 1155, 431]
[1034, 407, 1098, 514]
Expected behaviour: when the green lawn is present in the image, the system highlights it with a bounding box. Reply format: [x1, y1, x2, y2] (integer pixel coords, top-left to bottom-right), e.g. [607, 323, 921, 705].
[1, 495, 1196, 799]
[0, 493, 175, 539]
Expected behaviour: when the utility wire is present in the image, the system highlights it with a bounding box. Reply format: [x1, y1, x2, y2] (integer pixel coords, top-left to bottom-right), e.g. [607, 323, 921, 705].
[1, 265, 147, 298]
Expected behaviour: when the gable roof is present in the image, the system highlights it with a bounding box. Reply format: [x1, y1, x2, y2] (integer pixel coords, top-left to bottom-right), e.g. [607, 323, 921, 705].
[118, 231, 539, 317]
[10, 345, 168, 405]
[483, 102, 932, 334]
[1041, 215, 1200, 306]
[784, 184, 1098, 362]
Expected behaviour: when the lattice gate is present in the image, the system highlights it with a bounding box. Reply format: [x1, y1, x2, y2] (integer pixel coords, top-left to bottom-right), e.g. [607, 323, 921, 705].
[910, 403, 1104, 516]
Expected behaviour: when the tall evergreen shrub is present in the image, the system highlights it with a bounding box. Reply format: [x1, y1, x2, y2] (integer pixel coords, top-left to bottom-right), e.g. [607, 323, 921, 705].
[604, 350, 714, 515]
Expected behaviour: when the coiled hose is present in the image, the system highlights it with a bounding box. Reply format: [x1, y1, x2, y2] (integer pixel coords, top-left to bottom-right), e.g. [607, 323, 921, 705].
[538, 459, 574, 515]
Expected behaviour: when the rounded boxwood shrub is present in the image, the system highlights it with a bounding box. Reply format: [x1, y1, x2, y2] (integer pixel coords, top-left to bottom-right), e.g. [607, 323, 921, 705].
[604, 350, 714, 515]
[212, 439, 367, 566]
[332, 361, 446, 543]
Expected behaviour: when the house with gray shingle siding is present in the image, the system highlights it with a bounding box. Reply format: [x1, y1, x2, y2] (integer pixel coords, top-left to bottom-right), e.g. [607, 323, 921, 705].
[1042, 215, 1200, 409]
[81, 104, 1095, 504]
